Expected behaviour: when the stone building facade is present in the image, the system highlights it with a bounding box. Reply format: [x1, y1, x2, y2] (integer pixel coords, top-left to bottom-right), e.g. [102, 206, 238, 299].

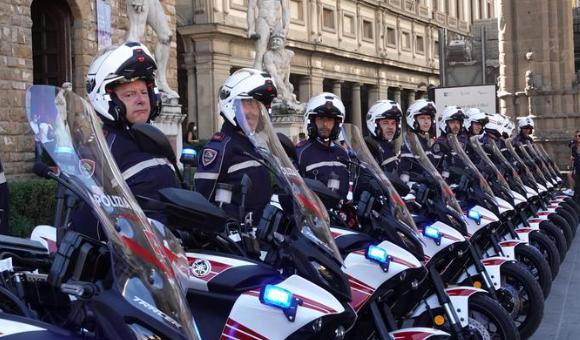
[0, 0, 179, 178]
[496, 0, 580, 166]
[177, 0, 496, 140]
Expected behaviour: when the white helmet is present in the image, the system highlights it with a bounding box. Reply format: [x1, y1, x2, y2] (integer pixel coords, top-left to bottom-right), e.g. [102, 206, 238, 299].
[484, 113, 504, 136]
[405, 99, 436, 133]
[304, 92, 346, 140]
[464, 108, 489, 134]
[86, 42, 161, 124]
[218, 68, 277, 130]
[366, 100, 402, 139]
[437, 105, 465, 135]
[516, 115, 535, 131]
[502, 117, 515, 137]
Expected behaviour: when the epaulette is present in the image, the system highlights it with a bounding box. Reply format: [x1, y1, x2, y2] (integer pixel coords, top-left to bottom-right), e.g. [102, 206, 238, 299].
[211, 132, 226, 142]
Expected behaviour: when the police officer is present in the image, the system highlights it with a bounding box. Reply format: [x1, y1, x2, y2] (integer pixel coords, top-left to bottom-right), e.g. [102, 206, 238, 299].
[194, 68, 277, 223]
[296, 93, 350, 200]
[398, 99, 438, 184]
[433, 106, 467, 180]
[464, 108, 488, 137]
[75, 42, 178, 240]
[364, 100, 402, 174]
[513, 116, 535, 146]
[0, 157, 8, 234]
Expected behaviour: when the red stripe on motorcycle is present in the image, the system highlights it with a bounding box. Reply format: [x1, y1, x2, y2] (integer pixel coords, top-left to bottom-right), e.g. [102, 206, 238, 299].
[481, 258, 508, 266]
[538, 212, 550, 216]
[446, 288, 480, 297]
[516, 228, 533, 233]
[221, 318, 268, 340]
[528, 219, 543, 223]
[347, 276, 374, 312]
[441, 232, 462, 241]
[393, 330, 439, 340]
[499, 241, 520, 248]
[390, 255, 420, 269]
[122, 236, 173, 278]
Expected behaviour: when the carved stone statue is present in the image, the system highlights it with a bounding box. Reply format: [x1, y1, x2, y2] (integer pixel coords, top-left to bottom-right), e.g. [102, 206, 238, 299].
[247, 0, 289, 70]
[263, 33, 298, 107]
[525, 70, 536, 94]
[126, 0, 178, 99]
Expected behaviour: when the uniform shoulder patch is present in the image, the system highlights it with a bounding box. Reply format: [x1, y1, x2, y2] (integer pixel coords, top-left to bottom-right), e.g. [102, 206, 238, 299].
[211, 132, 225, 142]
[201, 148, 219, 167]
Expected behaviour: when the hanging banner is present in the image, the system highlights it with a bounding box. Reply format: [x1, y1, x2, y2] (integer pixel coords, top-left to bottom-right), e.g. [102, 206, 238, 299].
[96, 0, 112, 49]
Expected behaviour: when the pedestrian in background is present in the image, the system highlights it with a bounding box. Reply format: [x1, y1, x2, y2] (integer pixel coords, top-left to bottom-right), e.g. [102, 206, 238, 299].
[0, 156, 9, 234]
[571, 130, 580, 202]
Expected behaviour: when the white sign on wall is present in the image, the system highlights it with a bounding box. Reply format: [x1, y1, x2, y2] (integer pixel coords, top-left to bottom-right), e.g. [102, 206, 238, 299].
[96, 0, 112, 49]
[434, 85, 497, 116]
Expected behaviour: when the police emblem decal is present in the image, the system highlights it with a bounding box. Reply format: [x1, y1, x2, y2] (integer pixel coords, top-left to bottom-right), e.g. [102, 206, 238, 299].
[202, 149, 218, 166]
[79, 159, 96, 177]
[190, 259, 212, 278]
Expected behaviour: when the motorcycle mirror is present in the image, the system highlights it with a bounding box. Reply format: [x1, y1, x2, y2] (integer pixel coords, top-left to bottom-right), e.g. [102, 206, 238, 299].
[131, 123, 177, 163]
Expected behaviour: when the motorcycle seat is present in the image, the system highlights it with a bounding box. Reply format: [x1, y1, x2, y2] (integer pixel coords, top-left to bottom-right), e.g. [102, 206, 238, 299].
[159, 187, 229, 233]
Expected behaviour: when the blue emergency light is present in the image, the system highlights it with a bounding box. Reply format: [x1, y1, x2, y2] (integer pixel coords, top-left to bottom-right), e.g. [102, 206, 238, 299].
[366, 245, 390, 271]
[260, 284, 300, 321]
[423, 225, 442, 245]
[468, 208, 482, 225]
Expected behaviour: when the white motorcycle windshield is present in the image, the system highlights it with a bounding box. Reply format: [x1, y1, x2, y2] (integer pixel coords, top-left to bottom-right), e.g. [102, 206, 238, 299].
[403, 132, 463, 215]
[25, 85, 200, 339]
[341, 123, 419, 235]
[238, 99, 344, 265]
[464, 135, 512, 199]
[487, 139, 527, 193]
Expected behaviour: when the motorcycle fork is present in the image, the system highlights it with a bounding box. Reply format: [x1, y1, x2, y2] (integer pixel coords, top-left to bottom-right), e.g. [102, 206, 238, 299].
[468, 244, 498, 300]
[369, 300, 392, 340]
[427, 262, 466, 340]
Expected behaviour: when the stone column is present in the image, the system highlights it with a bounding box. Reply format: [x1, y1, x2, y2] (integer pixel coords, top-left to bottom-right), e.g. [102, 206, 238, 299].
[298, 74, 323, 102]
[351, 82, 362, 129]
[183, 55, 197, 126]
[392, 87, 402, 105]
[332, 80, 343, 98]
[368, 85, 379, 107]
[194, 56, 231, 139]
[407, 90, 416, 106]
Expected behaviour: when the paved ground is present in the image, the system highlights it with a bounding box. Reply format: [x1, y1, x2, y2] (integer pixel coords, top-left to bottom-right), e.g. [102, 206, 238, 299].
[531, 223, 580, 340]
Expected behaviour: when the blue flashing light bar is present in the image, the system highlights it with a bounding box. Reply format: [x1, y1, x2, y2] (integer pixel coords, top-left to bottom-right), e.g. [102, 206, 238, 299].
[423, 225, 442, 244]
[260, 285, 294, 310]
[367, 245, 389, 264]
[468, 209, 482, 225]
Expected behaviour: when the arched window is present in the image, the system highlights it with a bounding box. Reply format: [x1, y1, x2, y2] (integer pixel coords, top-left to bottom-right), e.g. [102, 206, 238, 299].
[31, 0, 72, 86]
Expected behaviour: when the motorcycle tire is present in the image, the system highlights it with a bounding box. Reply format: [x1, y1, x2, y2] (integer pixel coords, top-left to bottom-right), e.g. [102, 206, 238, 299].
[548, 213, 574, 249]
[540, 220, 567, 262]
[562, 198, 580, 217]
[497, 261, 544, 339]
[467, 293, 520, 340]
[529, 230, 560, 279]
[515, 243, 552, 298]
[557, 205, 578, 234]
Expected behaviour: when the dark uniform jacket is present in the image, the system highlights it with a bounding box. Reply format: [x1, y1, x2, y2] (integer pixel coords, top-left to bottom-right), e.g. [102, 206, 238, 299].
[0, 159, 8, 234]
[398, 132, 438, 182]
[296, 138, 350, 200]
[195, 123, 272, 224]
[71, 124, 178, 240]
[365, 136, 399, 174]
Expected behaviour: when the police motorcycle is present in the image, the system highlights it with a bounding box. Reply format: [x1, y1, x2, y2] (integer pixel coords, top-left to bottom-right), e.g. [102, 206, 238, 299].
[519, 143, 577, 243]
[441, 134, 544, 338]
[12, 85, 356, 340]
[160, 101, 452, 340]
[467, 136, 554, 297]
[0, 85, 202, 338]
[504, 139, 572, 261]
[319, 124, 520, 340]
[524, 143, 579, 231]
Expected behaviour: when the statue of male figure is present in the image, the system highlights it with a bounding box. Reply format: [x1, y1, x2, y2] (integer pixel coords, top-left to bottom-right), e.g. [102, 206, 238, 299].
[247, 0, 289, 70]
[263, 32, 296, 104]
[126, 0, 178, 99]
